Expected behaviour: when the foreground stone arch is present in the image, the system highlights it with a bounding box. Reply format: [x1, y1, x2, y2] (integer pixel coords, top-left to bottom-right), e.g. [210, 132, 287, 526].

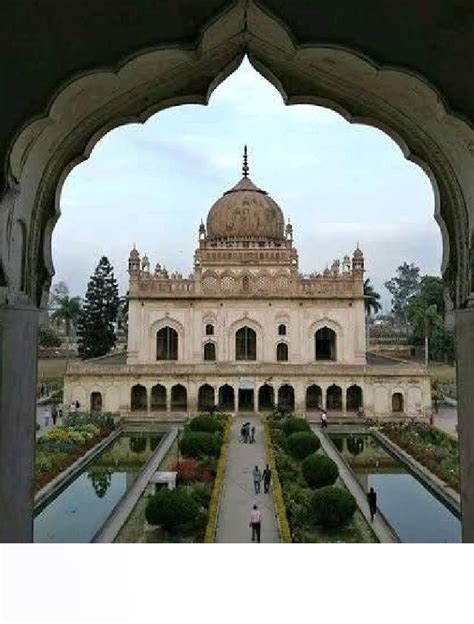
[2, 0, 474, 541]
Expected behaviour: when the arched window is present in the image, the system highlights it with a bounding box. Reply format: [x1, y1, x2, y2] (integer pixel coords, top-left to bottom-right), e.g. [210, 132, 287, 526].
[218, 385, 235, 411]
[347, 385, 363, 412]
[315, 327, 337, 361]
[151, 384, 166, 411]
[204, 342, 216, 361]
[278, 323, 287, 336]
[278, 385, 295, 412]
[276, 342, 288, 361]
[205, 323, 214, 335]
[90, 392, 102, 412]
[392, 392, 404, 413]
[327, 385, 342, 410]
[198, 384, 215, 411]
[235, 326, 256, 361]
[156, 326, 178, 360]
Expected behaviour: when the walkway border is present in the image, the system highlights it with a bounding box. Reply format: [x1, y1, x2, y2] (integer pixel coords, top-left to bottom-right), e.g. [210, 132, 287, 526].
[204, 417, 232, 543]
[263, 419, 292, 543]
[93, 428, 178, 543]
[315, 426, 399, 543]
[34, 428, 122, 510]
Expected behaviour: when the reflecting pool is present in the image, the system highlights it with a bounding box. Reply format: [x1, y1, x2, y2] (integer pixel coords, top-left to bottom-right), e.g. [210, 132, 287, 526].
[34, 432, 164, 543]
[329, 433, 461, 543]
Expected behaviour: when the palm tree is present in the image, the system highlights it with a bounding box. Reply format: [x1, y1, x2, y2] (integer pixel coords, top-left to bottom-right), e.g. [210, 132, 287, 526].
[364, 278, 382, 349]
[364, 278, 382, 317]
[51, 295, 82, 364]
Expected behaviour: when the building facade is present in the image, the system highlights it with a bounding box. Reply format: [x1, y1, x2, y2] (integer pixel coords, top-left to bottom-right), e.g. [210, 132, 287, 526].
[64, 152, 430, 420]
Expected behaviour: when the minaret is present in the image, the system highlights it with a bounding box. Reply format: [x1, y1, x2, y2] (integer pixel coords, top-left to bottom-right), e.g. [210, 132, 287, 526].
[128, 244, 140, 274]
[352, 243, 365, 275]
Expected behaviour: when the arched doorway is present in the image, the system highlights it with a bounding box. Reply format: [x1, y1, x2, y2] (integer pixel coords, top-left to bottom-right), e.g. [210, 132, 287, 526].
[306, 385, 322, 411]
[278, 385, 295, 412]
[203, 342, 216, 361]
[258, 384, 274, 412]
[327, 385, 342, 411]
[392, 392, 404, 413]
[156, 326, 178, 360]
[218, 385, 234, 411]
[198, 384, 215, 411]
[150, 384, 166, 411]
[347, 385, 363, 412]
[276, 342, 288, 361]
[235, 326, 257, 360]
[90, 392, 102, 412]
[131, 385, 147, 411]
[315, 327, 337, 361]
[171, 384, 187, 412]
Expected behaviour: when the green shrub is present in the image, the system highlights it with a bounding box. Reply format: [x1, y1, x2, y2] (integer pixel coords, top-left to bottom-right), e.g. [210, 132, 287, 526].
[145, 488, 199, 531]
[310, 486, 357, 529]
[282, 417, 311, 437]
[302, 454, 339, 489]
[188, 413, 224, 433]
[286, 431, 321, 460]
[179, 431, 220, 458]
[189, 482, 212, 509]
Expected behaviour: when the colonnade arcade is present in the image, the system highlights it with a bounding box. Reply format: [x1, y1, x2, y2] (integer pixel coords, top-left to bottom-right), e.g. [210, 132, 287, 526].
[122, 380, 372, 414]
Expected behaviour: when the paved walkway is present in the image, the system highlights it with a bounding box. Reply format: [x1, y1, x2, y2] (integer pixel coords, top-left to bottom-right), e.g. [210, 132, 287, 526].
[434, 406, 458, 437]
[216, 417, 279, 543]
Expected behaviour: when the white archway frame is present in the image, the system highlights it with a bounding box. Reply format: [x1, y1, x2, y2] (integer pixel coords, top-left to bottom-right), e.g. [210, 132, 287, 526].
[309, 318, 344, 363]
[149, 317, 185, 362]
[228, 316, 264, 361]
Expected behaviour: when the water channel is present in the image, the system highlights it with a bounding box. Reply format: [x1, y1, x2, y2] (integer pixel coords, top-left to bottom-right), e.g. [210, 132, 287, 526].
[34, 432, 164, 543]
[329, 432, 461, 543]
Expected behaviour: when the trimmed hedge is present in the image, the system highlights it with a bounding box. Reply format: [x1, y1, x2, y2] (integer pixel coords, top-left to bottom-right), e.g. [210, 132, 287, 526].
[286, 431, 321, 460]
[179, 431, 221, 458]
[282, 417, 311, 437]
[310, 486, 357, 529]
[302, 453, 339, 489]
[189, 413, 225, 433]
[204, 417, 232, 543]
[145, 488, 199, 531]
[263, 419, 292, 543]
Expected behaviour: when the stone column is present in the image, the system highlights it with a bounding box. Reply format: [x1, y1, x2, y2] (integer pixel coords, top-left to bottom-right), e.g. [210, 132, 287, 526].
[456, 307, 474, 542]
[320, 386, 327, 410]
[166, 386, 172, 414]
[0, 305, 39, 542]
[187, 382, 198, 415]
[341, 387, 347, 413]
[294, 382, 306, 416]
[234, 385, 240, 413]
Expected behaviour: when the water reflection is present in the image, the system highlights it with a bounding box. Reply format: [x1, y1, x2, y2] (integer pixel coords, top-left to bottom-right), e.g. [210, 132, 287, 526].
[34, 432, 163, 543]
[329, 433, 461, 543]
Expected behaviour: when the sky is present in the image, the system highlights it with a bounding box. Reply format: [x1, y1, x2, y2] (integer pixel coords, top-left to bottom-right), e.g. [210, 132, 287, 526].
[55, 57, 441, 312]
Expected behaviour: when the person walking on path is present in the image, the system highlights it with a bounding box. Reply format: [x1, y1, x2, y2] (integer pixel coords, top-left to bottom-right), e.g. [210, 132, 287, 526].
[263, 464, 272, 493]
[321, 409, 328, 428]
[249, 504, 263, 543]
[51, 405, 58, 426]
[252, 465, 262, 494]
[367, 487, 377, 522]
[250, 425, 255, 444]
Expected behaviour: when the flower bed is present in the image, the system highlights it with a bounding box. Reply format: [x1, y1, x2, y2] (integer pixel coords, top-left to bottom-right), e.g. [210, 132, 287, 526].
[35, 412, 116, 492]
[266, 414, 376, 543]
[144, 412, 231, 543]
[380, 422, 460, 491]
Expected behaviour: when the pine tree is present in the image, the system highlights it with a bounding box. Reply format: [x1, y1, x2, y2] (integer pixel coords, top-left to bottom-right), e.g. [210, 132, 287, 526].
[77, 257, 120, 359]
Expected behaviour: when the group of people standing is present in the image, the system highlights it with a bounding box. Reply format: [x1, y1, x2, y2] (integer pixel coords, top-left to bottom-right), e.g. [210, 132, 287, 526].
[240, 422, 256, 444]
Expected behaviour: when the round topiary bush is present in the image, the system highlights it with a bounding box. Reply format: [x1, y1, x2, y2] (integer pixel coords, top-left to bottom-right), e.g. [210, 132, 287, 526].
[286, 431, 321, 460]
[179, 431, 220, 458]
[310, 486, 357, 529]
[302, 453, 339, 489]
[188, 413, 224, 433]
[282, 417, 311, 437]
[145, 487, 199, 531]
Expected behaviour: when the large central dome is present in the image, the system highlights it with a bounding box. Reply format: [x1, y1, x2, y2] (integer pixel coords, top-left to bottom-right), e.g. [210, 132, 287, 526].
[206, 149, 285, 241]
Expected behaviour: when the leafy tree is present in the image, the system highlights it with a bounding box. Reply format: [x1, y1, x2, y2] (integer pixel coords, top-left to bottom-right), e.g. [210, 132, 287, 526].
[116, 291, 129, 336]
[39, 327, 62, 348]
[363, 278, 382, 317]
[385, 262, 421, 324]
[50, 288, 82, 362]
[77, 257, 119, 359]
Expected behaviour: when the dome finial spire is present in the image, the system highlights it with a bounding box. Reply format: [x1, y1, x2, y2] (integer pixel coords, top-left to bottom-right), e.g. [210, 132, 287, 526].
[242, 145, 249, 178]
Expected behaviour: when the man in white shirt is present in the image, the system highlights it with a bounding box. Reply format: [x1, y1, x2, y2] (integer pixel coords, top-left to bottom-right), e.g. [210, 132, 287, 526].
[250, 504, 263, 542]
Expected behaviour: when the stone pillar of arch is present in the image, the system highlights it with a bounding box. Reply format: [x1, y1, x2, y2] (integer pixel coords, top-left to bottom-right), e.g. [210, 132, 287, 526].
[0, 306, 39, 542]
[166, 386, 172, 414]
[294, 382, 306, 417]
[341, 387, 347, 414]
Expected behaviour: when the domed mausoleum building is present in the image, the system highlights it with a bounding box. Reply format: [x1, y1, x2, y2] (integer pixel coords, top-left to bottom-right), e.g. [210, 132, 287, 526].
[65, 149, 430, 419]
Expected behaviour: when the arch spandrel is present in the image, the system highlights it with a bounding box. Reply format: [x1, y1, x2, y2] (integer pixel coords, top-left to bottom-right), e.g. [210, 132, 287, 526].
[0, 0, 473, 309]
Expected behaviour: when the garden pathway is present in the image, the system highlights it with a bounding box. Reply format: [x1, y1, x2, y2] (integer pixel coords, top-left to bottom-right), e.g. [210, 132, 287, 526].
[216, 416, 279, 543]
